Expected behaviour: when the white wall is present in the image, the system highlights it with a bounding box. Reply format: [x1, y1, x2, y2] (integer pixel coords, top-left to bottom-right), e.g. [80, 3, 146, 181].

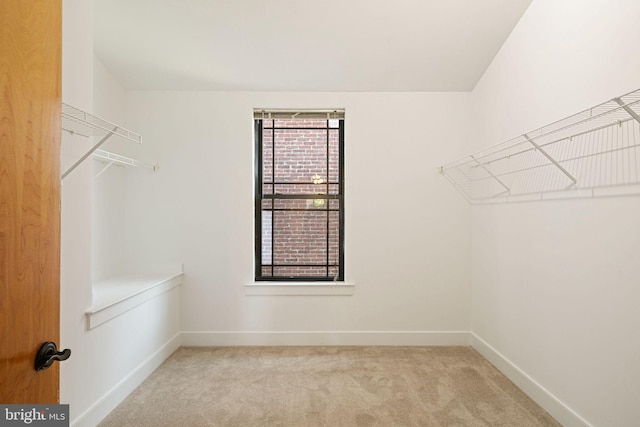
[92, 56, 127, 281]
[60, 0, 96, 420]
[470, 1, 640, 426]
[124, 91, 472, 342]
[60, 3, 181, 426]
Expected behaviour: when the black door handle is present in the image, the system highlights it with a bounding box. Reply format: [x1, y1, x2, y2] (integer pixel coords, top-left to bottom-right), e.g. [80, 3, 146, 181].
[35, 342, 71, 371]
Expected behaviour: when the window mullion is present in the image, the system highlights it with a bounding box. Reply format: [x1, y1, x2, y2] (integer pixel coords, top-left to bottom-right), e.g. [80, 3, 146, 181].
[255, 120, 263, 279]
[339, 120, 345, 281]
[271, 125, 275, 277]
[326, 121, 330, 278]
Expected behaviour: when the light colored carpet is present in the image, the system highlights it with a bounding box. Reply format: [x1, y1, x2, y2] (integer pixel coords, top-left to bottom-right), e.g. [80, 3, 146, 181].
[99, 346, 560, 426]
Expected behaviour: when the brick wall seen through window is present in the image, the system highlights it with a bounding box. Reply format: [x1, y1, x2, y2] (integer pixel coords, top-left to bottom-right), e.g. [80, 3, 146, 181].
[255, 114, 344, 281]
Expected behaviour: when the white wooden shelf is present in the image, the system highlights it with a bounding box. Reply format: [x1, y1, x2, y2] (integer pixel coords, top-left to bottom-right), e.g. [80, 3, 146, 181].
[440, 88, 640, 203]
[87, 270, 182, 329]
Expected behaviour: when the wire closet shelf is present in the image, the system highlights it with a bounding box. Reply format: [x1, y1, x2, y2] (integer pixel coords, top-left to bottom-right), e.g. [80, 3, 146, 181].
[439, 88, 640, 204]
[91, 149, 158, 180]
[61, 103, 143, 179]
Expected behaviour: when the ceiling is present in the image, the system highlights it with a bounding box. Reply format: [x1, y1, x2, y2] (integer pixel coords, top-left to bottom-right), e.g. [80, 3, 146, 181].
[94, 0, 532, 92]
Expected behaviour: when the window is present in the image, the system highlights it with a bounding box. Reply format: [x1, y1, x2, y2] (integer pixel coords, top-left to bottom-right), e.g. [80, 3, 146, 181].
[254, 109, 345, 281]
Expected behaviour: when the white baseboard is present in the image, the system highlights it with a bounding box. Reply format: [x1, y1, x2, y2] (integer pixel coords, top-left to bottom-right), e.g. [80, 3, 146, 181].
[471, 333, 591, 427]
[70, 332, 181, 427]
[181, 331, 470, 346]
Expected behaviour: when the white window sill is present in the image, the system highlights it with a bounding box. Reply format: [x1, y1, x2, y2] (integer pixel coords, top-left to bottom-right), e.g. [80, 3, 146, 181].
[86, 272, 183, 329]
[244, 282, 355, 296]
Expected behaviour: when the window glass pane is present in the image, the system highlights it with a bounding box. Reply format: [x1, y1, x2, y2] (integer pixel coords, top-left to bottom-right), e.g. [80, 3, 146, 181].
[261, 211, 272, 265]
[262, 129, 273, 182]
[261, 266, 272, 277]
[273, 119, 327, 128]
[274, 198, 331, 210]
[273, 211, 327, 265]
[328, 211, 340, 266]
[274, 183, 329, 195]
[273, 266, 327, 277]
[274, 129, 327, 183]
[329, 129, 340, 183]
[262, 184, 273, 195]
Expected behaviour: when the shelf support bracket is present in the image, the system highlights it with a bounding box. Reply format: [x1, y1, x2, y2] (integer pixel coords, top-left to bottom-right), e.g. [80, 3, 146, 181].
[613, 97, 640, 123]
[62, 127, 117, 180]
[523, 133, 577, 189]
[94, 161, 115, 180]
[470, 155, 511, 195]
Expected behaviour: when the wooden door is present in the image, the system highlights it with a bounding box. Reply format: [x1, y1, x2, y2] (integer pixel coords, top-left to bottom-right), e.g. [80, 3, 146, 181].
[0, 0, 62, 403]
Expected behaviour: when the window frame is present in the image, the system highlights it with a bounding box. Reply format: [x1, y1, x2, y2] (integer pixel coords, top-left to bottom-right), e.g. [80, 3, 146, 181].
[254, 117, 345, 282]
